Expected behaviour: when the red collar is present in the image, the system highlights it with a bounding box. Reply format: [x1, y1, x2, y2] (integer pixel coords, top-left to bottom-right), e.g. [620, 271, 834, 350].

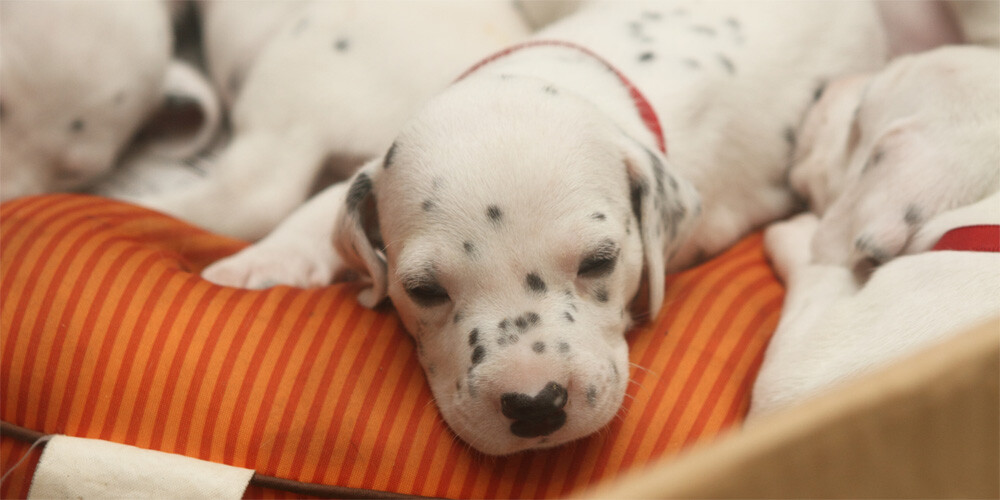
[455, 40, 667, 155]
[932, 225, 1000, 252]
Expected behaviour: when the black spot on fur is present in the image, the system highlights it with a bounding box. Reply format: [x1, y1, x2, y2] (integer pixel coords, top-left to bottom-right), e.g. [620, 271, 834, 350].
[468, 328, 480, 346]
[334, 37, 350, 51]
[422, 199, 436, 211]
[69, 119, 85, 133]
[638, 51, 655, 63]
[813, 81, 828, 102]
[533, 341, 545, 354]
[717, 54, 735, 75]
[592, 212, 606, 221]
[595, 287, 609, 303]
[463, 241, 476, 256]
[472, 345, 486, 365]
[863, 148, 884, 173]
[559, 342, 571, 354]
[498, 333, 519, 346]
[499, 318, 510, 331]
[453, 310, 463, 324]
[526, 273, 547, 293]
[586, 385, 598, 406]
[564, 311, 575, 323]
[515, 316, 528, 330]
[526, 312, 540, 325]
[904, 205, 923, 226]
[383, 142, 398, 169]
[543, 85, 558, 95]
[610, 361, 620, 382]
[487, 205, 503, 223]
[691, 25, 716, 36]
[345, 173, 372, 211]
[784, 127, 797, 150]
[456, 379, 462, 391]
[630, 178, 649, 226]
[855, 235, 890, 263]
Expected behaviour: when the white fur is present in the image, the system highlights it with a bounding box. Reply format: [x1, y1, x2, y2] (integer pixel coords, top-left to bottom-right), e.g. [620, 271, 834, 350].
[751, 46, 1000, 418]
[206, 0, 887, 454]
[0, 0, 218, 201]
[127, 0, 531, 239]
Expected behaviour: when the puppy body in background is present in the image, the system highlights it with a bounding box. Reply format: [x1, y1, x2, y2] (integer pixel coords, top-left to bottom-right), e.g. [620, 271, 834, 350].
[0, 0, 219, 202]
[127, 1, 532, 240]
[751, 46, 1000, 417]
[207, 1, 887, 454]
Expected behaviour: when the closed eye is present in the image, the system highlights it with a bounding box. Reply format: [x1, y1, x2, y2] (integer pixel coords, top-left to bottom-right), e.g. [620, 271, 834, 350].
[578, 240, 620, 278]
[404, 280, 450, 307]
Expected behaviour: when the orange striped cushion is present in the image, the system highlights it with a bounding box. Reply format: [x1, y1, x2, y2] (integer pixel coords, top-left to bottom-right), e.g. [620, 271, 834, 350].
[0, 194, 783, 498]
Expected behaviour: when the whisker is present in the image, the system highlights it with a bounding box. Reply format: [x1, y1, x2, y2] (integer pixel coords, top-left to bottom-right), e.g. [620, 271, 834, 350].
[628, 362, 657, 376]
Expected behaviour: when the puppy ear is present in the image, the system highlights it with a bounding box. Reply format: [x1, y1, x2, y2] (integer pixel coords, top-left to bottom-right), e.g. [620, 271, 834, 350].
[333, 159, 388, 308]
[134, 60, 222, 160]
[621, 140, 701, 320]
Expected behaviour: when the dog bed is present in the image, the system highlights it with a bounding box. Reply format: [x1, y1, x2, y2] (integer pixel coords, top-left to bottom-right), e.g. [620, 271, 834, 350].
[0, 194, 783, 498]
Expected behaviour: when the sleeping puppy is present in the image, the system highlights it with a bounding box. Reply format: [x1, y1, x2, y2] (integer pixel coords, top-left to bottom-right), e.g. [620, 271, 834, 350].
[751, 46, 1000, 417]
[205, 1, 887, 454]
[128, 1, 531, 239]
[0, 0, 219, 202]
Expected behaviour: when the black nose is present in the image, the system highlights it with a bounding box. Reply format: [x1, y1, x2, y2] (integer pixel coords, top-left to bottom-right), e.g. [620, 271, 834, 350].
[501, 382, 568, 438]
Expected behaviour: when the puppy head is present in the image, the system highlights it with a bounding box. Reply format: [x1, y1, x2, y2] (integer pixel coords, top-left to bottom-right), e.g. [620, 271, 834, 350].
[334, 77, 699, 454]
[0, 1, 218, 201]
[789, 74, 873, 213]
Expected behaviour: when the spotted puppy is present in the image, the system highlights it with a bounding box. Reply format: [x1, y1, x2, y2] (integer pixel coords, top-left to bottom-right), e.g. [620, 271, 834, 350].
[205, 1, 887, 454]
[751, 46, 1000, 417]
[0, 0, 219, 201]
[128, 1, 530, 239]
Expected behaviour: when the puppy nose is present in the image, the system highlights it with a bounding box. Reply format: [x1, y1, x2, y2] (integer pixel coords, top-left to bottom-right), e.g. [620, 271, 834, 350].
[501, 382, 568, 438]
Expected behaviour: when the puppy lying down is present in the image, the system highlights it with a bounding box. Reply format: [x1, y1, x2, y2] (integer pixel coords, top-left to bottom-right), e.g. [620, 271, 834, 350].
[751, 46, 1000, 417]
[206, 1, 887, 454]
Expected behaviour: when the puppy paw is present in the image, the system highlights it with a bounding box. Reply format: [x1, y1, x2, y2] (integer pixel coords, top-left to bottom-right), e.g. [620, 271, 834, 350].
[203, 241, 335, 289]
[848, 214, 912, 273]
[764, 213, 820, 283]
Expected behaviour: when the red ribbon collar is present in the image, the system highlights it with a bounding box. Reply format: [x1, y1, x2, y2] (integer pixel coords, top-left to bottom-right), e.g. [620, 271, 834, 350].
[932, 225, 1000, 252]
[456, 40, 667, 155]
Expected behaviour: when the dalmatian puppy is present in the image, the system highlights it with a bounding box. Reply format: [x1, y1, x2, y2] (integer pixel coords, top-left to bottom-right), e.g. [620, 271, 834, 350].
[126, 1, 531, 240]
[199, 0, 310, 108]
[750, 46, 1000, 417]
[0, 0, 220, 202]
[205, 1, 887, 454]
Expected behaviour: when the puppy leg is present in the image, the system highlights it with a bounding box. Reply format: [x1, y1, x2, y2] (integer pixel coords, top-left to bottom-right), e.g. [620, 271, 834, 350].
[751, 214, 860, 417]
[202, 181, 348, 289]
[132, 132, 326, 240]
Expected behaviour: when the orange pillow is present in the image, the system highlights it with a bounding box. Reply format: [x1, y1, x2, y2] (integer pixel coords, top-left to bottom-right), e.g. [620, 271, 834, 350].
[0, 194, 783, 498]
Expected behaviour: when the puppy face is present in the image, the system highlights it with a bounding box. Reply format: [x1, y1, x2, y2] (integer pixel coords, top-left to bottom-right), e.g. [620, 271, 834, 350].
[336, 78, 699, 454]
[0, 1, 170, 201]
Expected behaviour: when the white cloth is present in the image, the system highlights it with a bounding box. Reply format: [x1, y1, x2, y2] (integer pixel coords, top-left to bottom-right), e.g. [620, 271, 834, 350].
[28, 435, 254, 499]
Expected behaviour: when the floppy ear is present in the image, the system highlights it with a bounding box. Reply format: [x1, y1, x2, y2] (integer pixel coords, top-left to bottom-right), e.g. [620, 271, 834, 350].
[621, 139, 701, 320]
[333, 159, 388, 308]
[134, 60, 222, 160]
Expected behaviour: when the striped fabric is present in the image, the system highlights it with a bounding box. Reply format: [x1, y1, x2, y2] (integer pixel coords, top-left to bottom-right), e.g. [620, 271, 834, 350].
[0, 194, 784, 498]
